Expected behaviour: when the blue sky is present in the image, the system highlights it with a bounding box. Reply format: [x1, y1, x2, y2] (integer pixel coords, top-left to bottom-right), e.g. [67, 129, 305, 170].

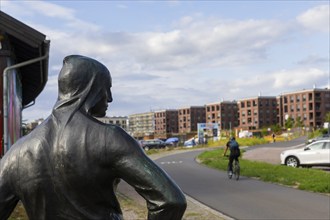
[1, 0, 329, 122]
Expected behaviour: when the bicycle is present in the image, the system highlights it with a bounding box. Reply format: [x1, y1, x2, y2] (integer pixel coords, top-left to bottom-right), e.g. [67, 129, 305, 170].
[227, 158, 240, 181]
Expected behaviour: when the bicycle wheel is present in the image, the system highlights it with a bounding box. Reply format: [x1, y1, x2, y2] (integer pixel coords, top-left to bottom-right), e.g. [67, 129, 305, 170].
[233, 160, 240, 180]
[227, 166, 232, 179]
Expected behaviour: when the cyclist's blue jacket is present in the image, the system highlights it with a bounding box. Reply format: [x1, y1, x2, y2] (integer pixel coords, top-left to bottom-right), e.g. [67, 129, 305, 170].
[229, 140, 240, 156]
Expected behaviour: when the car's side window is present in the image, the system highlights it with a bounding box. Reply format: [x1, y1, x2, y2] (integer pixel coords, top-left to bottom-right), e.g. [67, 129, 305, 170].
[323, 142, 330, 150]
[309, 142, 324, 150]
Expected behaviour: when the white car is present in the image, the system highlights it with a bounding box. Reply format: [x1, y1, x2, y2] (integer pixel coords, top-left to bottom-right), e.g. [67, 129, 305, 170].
[280, 139, 330, 168]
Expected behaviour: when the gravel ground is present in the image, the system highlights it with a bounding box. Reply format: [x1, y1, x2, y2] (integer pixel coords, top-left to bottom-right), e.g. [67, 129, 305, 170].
[117, 181, 229, 220]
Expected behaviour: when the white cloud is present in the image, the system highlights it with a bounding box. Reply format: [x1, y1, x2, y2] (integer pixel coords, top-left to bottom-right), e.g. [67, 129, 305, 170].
[272, 68, 326, 89]
[2, 0, 101, 32]
[24, 0, 76, 20]
[297, 4, 330, 33]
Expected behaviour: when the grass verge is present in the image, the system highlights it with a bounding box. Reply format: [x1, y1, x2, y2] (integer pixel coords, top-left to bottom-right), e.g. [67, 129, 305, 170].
[198, 148, 330, 194]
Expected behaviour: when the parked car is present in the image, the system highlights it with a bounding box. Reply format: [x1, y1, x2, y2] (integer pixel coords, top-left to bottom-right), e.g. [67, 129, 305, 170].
[184, 138, 197, 148]
[139, 139, 167, 151]
[165, 137, 179, 147]
[280, 139, 330, 168]
[307, 133, 330, 144]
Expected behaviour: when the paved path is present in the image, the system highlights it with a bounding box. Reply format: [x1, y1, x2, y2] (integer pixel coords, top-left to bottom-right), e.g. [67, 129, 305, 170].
[156, 149, 330, 220]
[119, 138, 330, 220]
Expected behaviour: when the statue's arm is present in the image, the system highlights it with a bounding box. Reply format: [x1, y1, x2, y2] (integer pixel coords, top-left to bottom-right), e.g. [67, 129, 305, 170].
[0, 166, 19, 220]
[109, 128, 186, 220]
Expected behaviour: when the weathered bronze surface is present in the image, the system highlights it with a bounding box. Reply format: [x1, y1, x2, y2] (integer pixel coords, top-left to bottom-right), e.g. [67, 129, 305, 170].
[0, 55, 186, 219]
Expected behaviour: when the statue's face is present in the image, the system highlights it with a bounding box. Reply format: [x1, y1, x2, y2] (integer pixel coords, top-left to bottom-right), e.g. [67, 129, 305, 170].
[89, 84, 113, 117]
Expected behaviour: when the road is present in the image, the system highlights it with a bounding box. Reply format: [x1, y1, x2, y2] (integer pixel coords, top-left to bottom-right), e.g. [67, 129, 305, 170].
[155, 139, 330, 219]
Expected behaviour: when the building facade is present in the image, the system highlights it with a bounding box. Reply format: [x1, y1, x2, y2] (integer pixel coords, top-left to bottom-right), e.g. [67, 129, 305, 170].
[178, 106, 206, 134]
[205, 101, 239, 130]
[96, 116, 129, 131]
[279, 88, 330, 128]
[128, 112, 155, 139]
[238, 96, 278, 130]
[154, 109, 178, 139]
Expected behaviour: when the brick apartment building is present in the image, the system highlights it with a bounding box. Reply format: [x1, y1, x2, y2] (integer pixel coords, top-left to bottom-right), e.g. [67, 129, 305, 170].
[279, 88, 330, 128]
[154, 109, 178, 139]
[238, 96, 278, 130]
[125, 87, 329, 139]
[205, 101, 239, 130]
[178, 106, 206, 134]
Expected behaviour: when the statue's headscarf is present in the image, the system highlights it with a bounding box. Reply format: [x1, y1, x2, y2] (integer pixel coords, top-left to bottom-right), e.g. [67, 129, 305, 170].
[52, 55, 111, 126]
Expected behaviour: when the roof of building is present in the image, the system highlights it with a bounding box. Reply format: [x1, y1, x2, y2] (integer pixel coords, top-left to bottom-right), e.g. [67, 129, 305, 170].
[0, 11, 50, 107]
[205, 100, 237, 105]
[237, 95, 277, 102]
[154, 109, 178, 113]
[280, 88, 329, 96]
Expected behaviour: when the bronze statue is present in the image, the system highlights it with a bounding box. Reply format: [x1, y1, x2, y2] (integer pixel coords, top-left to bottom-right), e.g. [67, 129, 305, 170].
[0, 55, 186, 219]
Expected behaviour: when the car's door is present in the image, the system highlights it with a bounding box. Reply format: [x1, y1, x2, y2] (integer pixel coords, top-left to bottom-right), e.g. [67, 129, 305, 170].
[298, 141, 325, 164]
[320, 142, 330, 164]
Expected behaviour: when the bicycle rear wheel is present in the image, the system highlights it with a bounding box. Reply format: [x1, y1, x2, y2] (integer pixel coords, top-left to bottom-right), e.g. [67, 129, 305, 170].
[227, 166, 232, 179]
[233, 160, 240, 180]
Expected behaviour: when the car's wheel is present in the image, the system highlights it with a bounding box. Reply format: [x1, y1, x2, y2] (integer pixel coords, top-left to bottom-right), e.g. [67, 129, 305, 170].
[144, 146, 149, 151]
[285, 156, 299, 167]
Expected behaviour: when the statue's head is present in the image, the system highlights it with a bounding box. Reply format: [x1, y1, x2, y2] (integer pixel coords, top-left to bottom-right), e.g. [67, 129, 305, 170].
[55, 55, 112, 117]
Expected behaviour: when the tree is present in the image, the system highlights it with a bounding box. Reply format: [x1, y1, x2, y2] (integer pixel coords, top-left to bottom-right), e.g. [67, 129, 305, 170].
[285, 117, 294, 129]
[294, 116, 304, 128]
[324, 112, 330, 135]
[271, 124, 281, 133]
[324, 112, 330, 122]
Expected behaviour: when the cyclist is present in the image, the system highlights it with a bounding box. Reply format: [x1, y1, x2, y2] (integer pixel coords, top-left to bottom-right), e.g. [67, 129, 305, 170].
[223, 137, 241, 176]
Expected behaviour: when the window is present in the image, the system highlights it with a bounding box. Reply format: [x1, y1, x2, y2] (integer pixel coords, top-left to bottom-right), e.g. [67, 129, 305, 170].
[290, 96, 294, 102]
[324, 142, 330, 150]
[283, 97, 288, 104]
[303, 104, 306, 111]
[309, 142, 325, 150]
[254, 109, 258, 115]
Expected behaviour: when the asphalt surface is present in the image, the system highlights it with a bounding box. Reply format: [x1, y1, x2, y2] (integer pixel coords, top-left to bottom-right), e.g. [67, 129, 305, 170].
[155, 139, 330, 220]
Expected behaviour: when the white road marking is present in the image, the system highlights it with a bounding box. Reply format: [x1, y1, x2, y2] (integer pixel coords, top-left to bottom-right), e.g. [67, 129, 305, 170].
[160, 161, 183, 164]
